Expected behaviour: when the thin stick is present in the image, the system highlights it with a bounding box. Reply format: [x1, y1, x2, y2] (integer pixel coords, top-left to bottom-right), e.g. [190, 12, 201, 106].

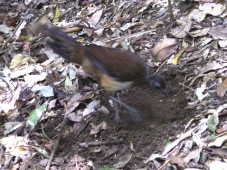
[153, 59, 168, 75]
[104, 29, 155, 42]
[1, 20, 25, 50]
[80, 139, 124, 147]
[45, 116, 68, 170]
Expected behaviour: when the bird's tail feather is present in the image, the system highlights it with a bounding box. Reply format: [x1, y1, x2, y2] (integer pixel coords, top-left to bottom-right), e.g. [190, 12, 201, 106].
[36, 24, 84, 64]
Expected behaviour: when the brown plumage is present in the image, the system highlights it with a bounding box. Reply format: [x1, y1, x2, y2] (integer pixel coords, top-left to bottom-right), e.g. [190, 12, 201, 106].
[36, 24, 168, 122]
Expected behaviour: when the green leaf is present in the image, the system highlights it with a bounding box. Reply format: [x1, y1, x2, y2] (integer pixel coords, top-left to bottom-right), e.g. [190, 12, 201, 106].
[65, 77, 73, 88]
[32, 85, 54, 97]
[54, 6, 60, 23]
[28, 102, 47, 131]
[207, 113, 219, 132]
[207, 134, 216, 140]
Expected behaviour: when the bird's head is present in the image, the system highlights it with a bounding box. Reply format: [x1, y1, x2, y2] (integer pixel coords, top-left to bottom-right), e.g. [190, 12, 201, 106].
[148, 75, 168, 96]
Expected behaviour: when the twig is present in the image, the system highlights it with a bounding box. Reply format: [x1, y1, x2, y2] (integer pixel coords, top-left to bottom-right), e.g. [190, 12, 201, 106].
[41, 123, 51, 140]
[136, 132, 144, 150]
[104, 29, 155, 42]
[188, 74, 205, 86]
[158, 159, 170, 170]
[167, 0, 174, 20]
[58, 3, 78, 20]
[178, 82, 194, 91]
[1, 20, 25, 50]
[45, 116, 68, 170]
[3, 122, 25, 136]
[80, 139, 124, 148]
[153, 59, 168, 75]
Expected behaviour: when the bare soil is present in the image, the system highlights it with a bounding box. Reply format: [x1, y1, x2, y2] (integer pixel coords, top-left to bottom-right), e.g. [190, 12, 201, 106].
[30, 69, 194, 170]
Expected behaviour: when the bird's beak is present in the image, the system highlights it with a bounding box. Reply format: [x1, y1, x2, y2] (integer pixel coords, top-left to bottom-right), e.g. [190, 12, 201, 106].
[162, 89, 169, 96]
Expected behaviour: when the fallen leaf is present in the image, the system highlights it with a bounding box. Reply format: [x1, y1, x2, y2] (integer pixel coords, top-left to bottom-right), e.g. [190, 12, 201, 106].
[216, 122, 227, 133]
[120, 22, 143, 31]
[1, 85, 21, 113]
[170, 156, 185, 168]
[170, 20, 192, 38]
[54, 6, 60, 23]
[83, 100, 100, 117]
[217, 77, 227, 97]
[0, 136, 29, 155]
[207, 103, 227, 115]
[209, 25, 227, 39]
[5, 13, 19, 27]
[208, 134, 227, 147]
[219, 39, 227, 48]
[32, 85, 54, 97]
[28, 102, 47, 131]
[90, 121, 107, 135]
[184, 148, 202, 164]
[207, 113, 219, 132]
[113, 153, 132, 168]
[196, 83, 208, 101]
[0, 23, 13, 34]
[24, 72, 47, 87]
[88, 9, 103, 27]
[199, 3, 226, 16]
[152, 38, 178, 61]
[208, 160, 227, 170]
[188, 9, 206, 23]
[200, 61, 222, 74]
[14, 20, 27, 39]
[189, 27, 210, 37]
[210, 148, 227, 158]
[172, 41, 188, 65]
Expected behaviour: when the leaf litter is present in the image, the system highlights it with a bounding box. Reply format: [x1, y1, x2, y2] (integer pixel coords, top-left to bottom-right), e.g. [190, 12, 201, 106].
[0, 0, 227, 169]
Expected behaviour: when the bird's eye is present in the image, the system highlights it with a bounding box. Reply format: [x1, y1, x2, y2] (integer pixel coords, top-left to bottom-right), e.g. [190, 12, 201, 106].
[153, 82, 161, 89]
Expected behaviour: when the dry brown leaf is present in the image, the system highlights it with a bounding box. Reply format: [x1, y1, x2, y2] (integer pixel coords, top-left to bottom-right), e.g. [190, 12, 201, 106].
[208, 160, 227, 170]
[209, 25, 227, 39]
[66, 93, 84, 114]
[5, 13, 19, 27]
[170, 20, 192, 38]
[90, 121, 107, 135]
[188, 9, 206, 23]
[219, 39, 227, 48]
[152, 38, 178, 61]
[200, 61, 222, 73]
[170, 156, 185, 168]
[24, 72, 47, 87]
[217, 77, 227, 97]
[199, 3, 226, 16]
[120, 22, 143, 31]
[113, 153, 132, 168]
[172, 41, 188, 65]
[216, 122, 227, 133]
[88, 9, 103, 27]
[210, 148, 227, 159]
[189, 27, 210, 37]
[208, 134, 227, 147]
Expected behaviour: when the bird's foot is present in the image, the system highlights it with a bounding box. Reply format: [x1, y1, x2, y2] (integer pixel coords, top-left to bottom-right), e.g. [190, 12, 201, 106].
[128, 109, 143, 123]
[114, 115, 121, 123]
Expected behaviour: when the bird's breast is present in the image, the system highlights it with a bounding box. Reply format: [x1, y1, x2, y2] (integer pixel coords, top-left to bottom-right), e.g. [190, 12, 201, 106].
[100, 74, 133, 92]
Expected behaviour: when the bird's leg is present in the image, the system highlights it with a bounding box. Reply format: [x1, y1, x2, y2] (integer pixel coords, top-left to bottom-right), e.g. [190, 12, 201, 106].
[109, 95, 142, 123]
[113, 97, 120, 123]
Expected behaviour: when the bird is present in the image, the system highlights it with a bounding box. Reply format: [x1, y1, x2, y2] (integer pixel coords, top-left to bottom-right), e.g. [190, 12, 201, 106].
[36, 24, 168, 123]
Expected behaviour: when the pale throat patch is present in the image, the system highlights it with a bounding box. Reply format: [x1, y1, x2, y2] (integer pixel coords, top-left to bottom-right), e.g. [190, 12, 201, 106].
[101, 74, 133, 91]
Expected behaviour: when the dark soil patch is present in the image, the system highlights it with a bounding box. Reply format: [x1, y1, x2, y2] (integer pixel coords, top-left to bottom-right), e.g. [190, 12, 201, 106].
[39, 69, 194, 169]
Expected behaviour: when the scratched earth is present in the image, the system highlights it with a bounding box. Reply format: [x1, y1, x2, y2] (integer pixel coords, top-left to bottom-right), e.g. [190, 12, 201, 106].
[25, 69, 193, 169]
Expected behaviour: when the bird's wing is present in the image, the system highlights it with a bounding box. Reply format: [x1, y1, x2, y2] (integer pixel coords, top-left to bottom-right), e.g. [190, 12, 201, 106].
[84, 46, 148, 82]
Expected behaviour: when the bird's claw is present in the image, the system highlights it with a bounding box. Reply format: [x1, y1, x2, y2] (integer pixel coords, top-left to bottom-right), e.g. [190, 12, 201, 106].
[114, 115, 121, 123]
